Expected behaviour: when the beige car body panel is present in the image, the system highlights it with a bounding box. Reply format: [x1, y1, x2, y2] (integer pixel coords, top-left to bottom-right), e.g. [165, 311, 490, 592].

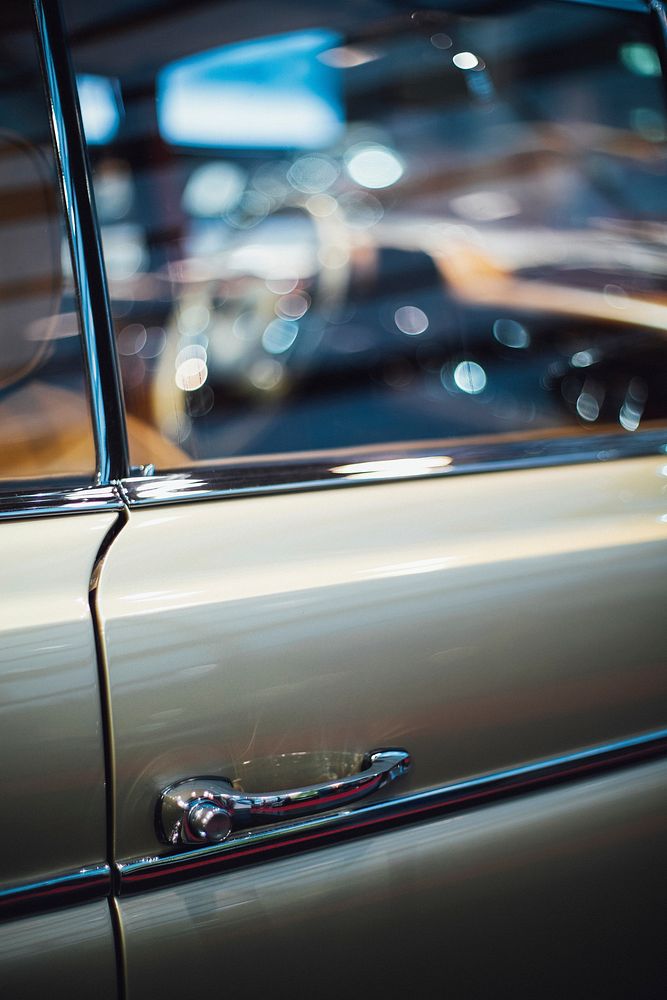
[0, 900, 118, 1000]
[0, 511, 117, 888]
[97, 456, 667, 862]
[118, 758, 667, 999]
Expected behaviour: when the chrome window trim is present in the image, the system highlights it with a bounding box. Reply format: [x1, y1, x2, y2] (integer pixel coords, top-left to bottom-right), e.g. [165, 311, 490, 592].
[33, 0, 129, 486]
[121, 428, 667, 508]
[0, 484, 124, 521]
[117, 727, 667, 894]
[0, 864, 111, 920]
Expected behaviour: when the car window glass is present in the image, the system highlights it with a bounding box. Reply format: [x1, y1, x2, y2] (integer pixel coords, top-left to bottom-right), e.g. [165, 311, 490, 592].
[65, 0, 667, 469]
[0, 1, 95, 486]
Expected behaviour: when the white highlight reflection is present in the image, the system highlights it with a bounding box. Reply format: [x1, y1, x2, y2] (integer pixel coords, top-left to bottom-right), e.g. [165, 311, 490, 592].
[331, 456, 452, 480]
[262, 319, 299, 354]
[345, 144, 404, 189]
[394, 306, 429, 336]
[318, 46, 379, 68]
[358, 556, 458, 581]
[453, 361, 487, 394]
[452, 52, 479, 70]
[175, 357, 208, 391]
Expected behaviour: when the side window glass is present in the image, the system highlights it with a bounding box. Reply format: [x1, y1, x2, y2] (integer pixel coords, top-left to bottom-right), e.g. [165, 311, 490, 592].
[67, 1, 667, 469]
[0, 2, 95, 486]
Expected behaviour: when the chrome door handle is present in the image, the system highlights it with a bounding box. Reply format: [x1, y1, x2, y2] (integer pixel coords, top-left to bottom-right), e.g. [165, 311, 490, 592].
[158, 748, 411, 845]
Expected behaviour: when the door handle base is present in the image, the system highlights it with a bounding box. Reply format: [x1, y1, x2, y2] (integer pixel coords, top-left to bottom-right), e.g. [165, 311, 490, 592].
[158, 748, 411, 845]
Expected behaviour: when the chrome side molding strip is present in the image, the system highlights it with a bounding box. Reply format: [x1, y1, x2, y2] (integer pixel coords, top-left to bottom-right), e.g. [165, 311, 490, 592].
[0, 864, 111, 920]
[1, 428, 663, 520]
[6, 731, 664, 916]
[0, 484, 124, 521]
[121, 428, 667, 509]
[118, 727, 667, 894]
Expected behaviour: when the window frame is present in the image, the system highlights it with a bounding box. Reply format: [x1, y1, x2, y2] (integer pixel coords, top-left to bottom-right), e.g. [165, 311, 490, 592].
[3, 0, 666, 521]
[114, 0, 667, 509]
[0, 0, 127, 521]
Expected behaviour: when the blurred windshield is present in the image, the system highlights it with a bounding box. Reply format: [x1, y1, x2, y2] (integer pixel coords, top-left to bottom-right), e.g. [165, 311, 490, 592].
[65, 0, 667, 468]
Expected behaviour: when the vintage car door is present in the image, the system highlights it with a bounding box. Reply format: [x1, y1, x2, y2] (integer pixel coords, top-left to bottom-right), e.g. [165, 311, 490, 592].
[63, 0, 667, 994]
[0, 1, 121, 994]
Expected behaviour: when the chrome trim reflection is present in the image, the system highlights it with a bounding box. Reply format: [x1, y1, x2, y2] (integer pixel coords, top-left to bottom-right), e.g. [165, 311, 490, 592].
[34, 0, 107, 482]
[0, 484, 123, 521]
[118, 727, 667, 894]
[33, 0, 129, 484]
[122, 429, 667, 508]
[0, 864, 111, 918]
[159, 749, 411, 846]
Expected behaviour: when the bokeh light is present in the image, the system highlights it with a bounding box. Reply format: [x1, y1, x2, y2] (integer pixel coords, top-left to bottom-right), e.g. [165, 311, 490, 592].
[345, 144, 404, 189]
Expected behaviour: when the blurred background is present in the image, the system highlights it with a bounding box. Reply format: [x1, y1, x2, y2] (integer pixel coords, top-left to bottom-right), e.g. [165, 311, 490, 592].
[63, 0, 667, 469]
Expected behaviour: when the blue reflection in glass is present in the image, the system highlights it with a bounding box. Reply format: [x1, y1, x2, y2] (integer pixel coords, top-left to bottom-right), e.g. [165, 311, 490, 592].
[157, 30, 344, 150]
[77, 74, 121, 144]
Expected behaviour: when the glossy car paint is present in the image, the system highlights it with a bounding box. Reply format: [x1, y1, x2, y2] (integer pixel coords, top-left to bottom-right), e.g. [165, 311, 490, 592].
[0, 901, 117, 1000]
[0, 511, 117, 888]
[118, 757, 667, 998]
[97, 456, 667, 862]
[0, 4, 664, 992]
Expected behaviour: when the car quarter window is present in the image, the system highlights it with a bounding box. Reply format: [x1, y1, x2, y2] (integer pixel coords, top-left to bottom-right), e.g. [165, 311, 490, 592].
[64, 0, 667, 472]
[0, 0, 96, 487]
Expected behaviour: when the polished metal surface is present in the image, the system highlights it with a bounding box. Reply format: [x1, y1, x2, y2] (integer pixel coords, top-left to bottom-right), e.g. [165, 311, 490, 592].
[159, 749, 411, 845]
[121, 428, 667, 508]
[0, 865, 111, 919]
[0, 483, 124, 521]
[186, 802, 232, 844]
[120, 728, 667, 890]
[34, 0, 129, 484]
[0, 901, 117, 999]
[99, 456, 667, 862]
[118, 758, 667, 999]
